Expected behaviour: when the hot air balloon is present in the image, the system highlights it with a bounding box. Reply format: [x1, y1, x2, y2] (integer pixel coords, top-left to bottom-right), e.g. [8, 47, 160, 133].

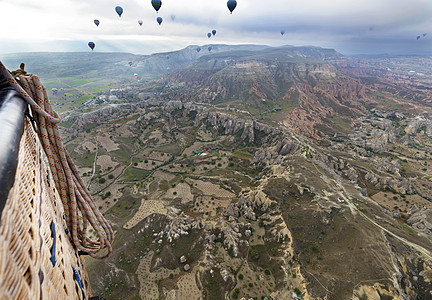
[52, 88, 58, 95]
[94, 19, 100, 27]
[208, 46, 212, 52]
[417, 36, 421, 40]
[128, 61, 133, 66]
[134, 73, 138, 78]
[423, 33, 427, 37]
[151, 0, 162, 12]
[171, 14, 176, 21]
[60, 88, 64, 92]
[197, 47, 201, 53]
[280, 29, 285, 36]
[157, 17, 163, 25]
[115, 6, 123, 17]
[138, 20, 143, 26]
[207, 33, 212, 38]
[88, 42, 95, 50]
[166, 55, 170, 60]
[212, 30, 216, 36]
[227, 0, 237, 14]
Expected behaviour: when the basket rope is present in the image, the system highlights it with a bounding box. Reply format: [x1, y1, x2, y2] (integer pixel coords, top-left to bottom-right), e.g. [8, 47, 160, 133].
[0, 61, 113, 259]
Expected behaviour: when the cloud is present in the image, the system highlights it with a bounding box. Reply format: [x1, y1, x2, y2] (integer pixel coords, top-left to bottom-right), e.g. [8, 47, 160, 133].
[0, 0, 431, 55]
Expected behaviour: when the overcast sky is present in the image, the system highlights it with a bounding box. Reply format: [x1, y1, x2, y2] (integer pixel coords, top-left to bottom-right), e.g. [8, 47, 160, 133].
[0, 0, 431, 56]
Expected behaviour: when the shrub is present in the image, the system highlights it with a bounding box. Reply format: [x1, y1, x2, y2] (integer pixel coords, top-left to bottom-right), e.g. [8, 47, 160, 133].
[264, 269, 270, 275]
[108, 174, 114, 179]
[238, 274, 244, 280]
[98, 178, 106, 184]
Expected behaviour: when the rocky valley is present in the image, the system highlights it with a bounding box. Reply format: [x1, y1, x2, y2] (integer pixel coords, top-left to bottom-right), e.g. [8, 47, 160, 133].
[4, 45, 432, 299]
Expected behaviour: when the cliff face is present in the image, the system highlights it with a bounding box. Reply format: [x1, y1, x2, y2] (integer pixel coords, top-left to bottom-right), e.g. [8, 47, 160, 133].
[163, 101, 278, 143]
[160, 46, 369, 138]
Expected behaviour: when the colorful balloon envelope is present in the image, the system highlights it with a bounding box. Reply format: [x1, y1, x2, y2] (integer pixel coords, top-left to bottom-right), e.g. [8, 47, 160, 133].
[94, 19, 100, 27]
[196, 47, 201, 53]
[157, 17, 163, 25]
[88, 42, 95, 50]
[207, 33, 211, 38]
[128, 61, 133, 66]
[138, 20, 143, 26]
[212, 30, 216, 36]
[208, 46, 212, 52]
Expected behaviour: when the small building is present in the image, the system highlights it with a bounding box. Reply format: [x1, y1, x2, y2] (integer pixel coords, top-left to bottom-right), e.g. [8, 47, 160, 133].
[337, 197, 345, 203]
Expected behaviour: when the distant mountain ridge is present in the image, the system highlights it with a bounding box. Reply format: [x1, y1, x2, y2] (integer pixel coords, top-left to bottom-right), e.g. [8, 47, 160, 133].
[0, 44, 269, 81]
[158, 45, 368, 137]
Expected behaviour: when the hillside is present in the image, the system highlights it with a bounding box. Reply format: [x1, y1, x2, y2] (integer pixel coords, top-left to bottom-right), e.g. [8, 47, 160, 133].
[2, 45, 432, 299]
[1, 44, 269, 81]
[154, 46, 432, 138]
[61, 98, 432, 300]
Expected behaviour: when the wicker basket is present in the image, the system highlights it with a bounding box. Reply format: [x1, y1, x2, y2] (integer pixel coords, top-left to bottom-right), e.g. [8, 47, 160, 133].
[0, 119, 90, 299]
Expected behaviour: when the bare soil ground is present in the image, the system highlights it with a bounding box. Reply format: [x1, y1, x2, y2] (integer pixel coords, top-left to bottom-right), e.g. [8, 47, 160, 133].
[82, 141, 97, 151]
[135, 160, 161, 170]
[148, 151, 170, 161]
[136, 251, 180, 300]
[235, 261, 276, 300]
[153, 170, 176, 182]
[97, 134, 120, 152]
[186, 178, 235, 198]
[95, 182, 126, 213]
[192, 195, 231, 218]
[176, 267, 203, 299]
[164, 182, 194, 204]
[97, 154, 119, 171]
[372, 191, 432, 212]
[117, 122, 134, 137]
[197, 128, 213, 141]
[248, 220, 265, 246]
[183, 141, 204, 156]
[124, 200, 167, 229]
